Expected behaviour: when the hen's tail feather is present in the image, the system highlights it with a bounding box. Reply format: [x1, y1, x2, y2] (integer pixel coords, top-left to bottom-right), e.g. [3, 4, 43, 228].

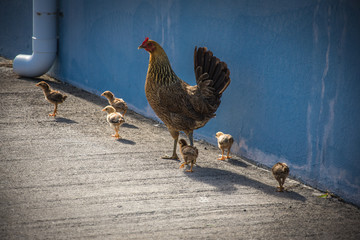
[194, 47, 231, 96]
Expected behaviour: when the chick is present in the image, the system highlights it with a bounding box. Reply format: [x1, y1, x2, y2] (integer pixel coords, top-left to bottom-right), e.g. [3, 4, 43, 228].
[36, 81, 67, 117]
[101, 91, 128, 116]
[215, 132, 234, 160]
[102, 105, 125, 139]
[179, 139, 198, 172]
[271, 162, 290, 192]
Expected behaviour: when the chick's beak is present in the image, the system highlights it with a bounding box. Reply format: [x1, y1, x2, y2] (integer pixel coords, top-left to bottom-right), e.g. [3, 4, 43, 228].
[35, 83, 40, 87]
[101, 108, 106, 112]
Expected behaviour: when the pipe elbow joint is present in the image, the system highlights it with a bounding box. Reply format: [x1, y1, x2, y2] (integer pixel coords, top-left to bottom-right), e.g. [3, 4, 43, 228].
[13, 51, 56, 78]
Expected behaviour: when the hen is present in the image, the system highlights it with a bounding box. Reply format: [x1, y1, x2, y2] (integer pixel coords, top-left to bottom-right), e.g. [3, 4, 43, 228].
[36, 81, 67, 117]
[102, 105, 125, 139]
[139, 37, 231, 159]
[271, 162, 290, 192]
[101, 91, 128, 116]
[178, 139, 199, 172]
[215, 131, 234, 160]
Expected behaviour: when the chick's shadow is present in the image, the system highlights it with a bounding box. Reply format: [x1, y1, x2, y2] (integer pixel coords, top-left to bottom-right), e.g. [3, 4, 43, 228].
[121, 123, 138, 129]
[116, 138, 136, 145]
[187, 167, 306, 202]
[55, 117, 78, 124]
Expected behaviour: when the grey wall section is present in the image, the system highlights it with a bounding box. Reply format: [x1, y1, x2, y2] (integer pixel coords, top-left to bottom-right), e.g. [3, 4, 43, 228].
[1, 0, 359, 206]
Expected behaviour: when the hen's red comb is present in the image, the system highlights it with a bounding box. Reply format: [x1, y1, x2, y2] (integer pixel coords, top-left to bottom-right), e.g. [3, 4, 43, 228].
[142, 37, 149, 45]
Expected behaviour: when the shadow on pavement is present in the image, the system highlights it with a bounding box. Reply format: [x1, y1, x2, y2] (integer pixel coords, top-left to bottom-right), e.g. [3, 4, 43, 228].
[116, 138, 136, 145]
[186, 167, 306, 202]
[55, 117, 78, 124]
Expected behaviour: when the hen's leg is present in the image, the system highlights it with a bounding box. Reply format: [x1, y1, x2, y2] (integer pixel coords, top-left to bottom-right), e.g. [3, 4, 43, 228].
[162, 129, 179, 160]
[49, 103, 58, 117]
[188, 132, 194, 146]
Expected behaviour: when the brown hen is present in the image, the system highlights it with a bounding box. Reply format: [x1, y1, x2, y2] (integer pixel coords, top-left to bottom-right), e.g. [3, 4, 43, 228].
[36, 81, 67, 117]
[139, 38, 231, 159]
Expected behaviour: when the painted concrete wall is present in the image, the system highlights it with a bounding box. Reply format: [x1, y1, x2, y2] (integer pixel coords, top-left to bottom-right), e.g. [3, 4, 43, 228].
[1, 0, 359, 206]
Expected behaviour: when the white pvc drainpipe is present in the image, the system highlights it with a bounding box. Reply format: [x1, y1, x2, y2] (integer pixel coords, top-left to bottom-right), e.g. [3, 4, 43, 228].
[13, 0, 57, 77]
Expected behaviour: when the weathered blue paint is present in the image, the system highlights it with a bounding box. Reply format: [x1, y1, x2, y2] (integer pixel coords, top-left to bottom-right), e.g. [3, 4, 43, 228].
[1, 0, 359, 206]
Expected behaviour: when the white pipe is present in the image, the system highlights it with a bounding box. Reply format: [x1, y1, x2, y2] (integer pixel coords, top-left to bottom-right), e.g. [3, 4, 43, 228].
[13, 0, 57, 77]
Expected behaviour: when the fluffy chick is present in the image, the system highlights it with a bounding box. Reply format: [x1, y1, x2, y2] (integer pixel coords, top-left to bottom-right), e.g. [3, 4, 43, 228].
[101, 91, 128, 116]
[215, 132, 234, 160]
[36, 81, 67, 117]
[271, 162, 290, 192]
[178, 139, 198, 172]
[102, 105, 125, 139]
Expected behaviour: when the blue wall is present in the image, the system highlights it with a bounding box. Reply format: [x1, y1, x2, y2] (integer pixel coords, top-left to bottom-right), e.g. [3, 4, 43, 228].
[1, 0, 359, 206]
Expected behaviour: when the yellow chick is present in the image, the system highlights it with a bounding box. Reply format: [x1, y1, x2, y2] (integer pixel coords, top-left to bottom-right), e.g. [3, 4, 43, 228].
[271, 162, 290, 192]
[101, 91, 128, 116]
[102, 105, 125, 139]
[215, 132, 234, 160]
[179, 139, 198, 172]
[36, 81, 67, 117]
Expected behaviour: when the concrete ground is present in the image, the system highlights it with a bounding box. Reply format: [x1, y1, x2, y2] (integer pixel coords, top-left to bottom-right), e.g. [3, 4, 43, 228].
[1, 57, 360, 239]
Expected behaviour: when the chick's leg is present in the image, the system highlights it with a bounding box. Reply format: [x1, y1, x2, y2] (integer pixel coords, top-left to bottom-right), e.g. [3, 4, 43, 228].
[280, 177, 287, 191]
[276, 178, 284, 192]
[162, 129, 179, 160]
[112, 126, 120, 139]
[49, 103, 58, 117]
[218, 148, 226, 160]
[226, 148, 232, 159]
[179, 162, 186, 169]
[186, 162, 194, 172]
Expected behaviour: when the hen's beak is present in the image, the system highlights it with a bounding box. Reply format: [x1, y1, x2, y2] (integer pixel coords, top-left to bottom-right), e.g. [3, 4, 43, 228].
[138, 44, 145, 50]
